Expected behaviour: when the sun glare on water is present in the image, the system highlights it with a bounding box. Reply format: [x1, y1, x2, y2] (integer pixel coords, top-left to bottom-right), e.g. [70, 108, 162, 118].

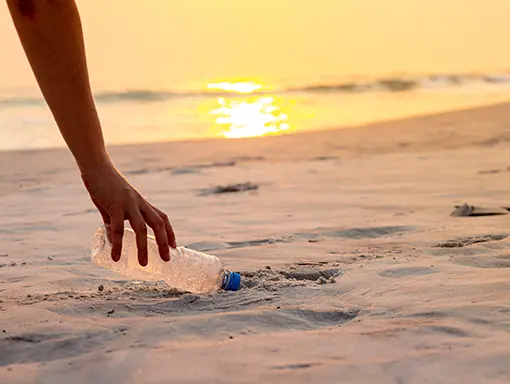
[206, 81, 291, 139]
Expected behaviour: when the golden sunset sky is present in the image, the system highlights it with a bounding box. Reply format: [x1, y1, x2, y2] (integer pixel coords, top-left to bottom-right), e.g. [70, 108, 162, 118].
[1, 0, 510, 91]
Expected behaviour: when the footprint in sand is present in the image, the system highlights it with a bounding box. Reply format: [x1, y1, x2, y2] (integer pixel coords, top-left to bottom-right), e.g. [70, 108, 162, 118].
[295, 225, 416, 240]
[434, 234, 510, 269]
[378, 266, 437, 278]
[451, 252, 510, 269]
[187, 225, 416, 253]
[271, 362, 322, 370]
[435, 234, 508, 248]
[0, 328, 126, 366]
[185, 238, 290, 252]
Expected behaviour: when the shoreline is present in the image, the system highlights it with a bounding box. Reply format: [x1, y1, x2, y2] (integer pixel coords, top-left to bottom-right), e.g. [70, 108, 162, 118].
[2, 98, 510, 157]
[0, 102, 510, 162]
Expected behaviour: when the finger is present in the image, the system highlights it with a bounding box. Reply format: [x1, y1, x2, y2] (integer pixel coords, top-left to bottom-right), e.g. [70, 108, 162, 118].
[128, 209, 148, 267]
[150, 204, 177, 249]
[110, 210, 125, 262]
[91, 198, 113, 242]
[142, 205, 170, 262]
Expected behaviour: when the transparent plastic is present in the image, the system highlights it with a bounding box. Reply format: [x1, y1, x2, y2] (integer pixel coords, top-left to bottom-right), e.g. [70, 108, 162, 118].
[90, 226, 237, 294]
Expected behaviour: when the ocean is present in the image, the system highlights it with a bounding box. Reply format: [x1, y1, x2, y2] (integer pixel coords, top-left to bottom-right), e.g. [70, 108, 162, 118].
[2, 73, 510, 151]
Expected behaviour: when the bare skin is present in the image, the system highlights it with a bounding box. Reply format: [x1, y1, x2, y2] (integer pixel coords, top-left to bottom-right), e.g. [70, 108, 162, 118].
[6, 0, 177, 266]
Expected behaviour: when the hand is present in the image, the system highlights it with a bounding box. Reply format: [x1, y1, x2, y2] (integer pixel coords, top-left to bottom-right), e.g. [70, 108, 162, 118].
[81, 162, 176, 266]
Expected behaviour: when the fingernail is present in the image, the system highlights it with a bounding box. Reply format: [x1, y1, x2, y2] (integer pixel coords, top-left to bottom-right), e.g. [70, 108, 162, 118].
[112, 253, 120, 262]
[140, 255, 148, 267]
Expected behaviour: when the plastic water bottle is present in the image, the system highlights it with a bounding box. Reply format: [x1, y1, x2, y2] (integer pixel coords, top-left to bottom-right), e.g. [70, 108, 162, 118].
[90, 226, 241, 294]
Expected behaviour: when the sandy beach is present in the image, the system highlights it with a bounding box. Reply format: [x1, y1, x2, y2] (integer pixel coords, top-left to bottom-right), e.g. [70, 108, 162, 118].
[1, 102, 510, 383]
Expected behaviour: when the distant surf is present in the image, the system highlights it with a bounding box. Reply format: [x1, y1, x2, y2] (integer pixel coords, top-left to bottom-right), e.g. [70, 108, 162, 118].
[2, 73, 510, 107]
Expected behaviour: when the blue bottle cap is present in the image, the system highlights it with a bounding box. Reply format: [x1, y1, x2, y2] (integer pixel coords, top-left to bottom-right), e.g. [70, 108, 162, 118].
[223, 272, 241, 291]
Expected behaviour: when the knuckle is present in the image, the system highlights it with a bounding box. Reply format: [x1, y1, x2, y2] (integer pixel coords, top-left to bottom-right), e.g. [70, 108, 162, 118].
[154, 216, 165, 229]
[112, 226, 124, 236]
[157, 237, 169, 247]
[135, 223, 147, 236]
[136, 228, 147, 237]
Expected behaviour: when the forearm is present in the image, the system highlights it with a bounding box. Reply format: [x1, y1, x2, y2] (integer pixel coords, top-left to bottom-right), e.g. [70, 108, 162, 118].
[7, 0, 111, 172]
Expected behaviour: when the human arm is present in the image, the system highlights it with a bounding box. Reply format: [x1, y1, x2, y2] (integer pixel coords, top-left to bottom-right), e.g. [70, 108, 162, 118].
[6, 0, 176, 265]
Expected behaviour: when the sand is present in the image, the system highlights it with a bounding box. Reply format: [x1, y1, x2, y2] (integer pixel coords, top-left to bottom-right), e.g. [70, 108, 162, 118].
[1, 102, 510, 383]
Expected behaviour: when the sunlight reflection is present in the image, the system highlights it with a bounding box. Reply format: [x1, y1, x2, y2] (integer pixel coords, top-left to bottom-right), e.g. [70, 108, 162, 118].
[210, 96, 290, 138]
[206, 81, 291, 138]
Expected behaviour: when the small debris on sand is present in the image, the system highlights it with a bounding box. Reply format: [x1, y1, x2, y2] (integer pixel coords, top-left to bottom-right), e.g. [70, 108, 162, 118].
[199, 183, 259, 195]
[451, 203, 508, 217]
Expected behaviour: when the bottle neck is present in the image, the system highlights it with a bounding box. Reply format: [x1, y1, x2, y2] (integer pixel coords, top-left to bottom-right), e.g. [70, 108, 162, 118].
[220, 270, 230, 290]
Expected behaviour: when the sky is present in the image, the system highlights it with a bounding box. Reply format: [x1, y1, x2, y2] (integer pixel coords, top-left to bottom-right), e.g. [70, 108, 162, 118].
[1, 0, 510, 91]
